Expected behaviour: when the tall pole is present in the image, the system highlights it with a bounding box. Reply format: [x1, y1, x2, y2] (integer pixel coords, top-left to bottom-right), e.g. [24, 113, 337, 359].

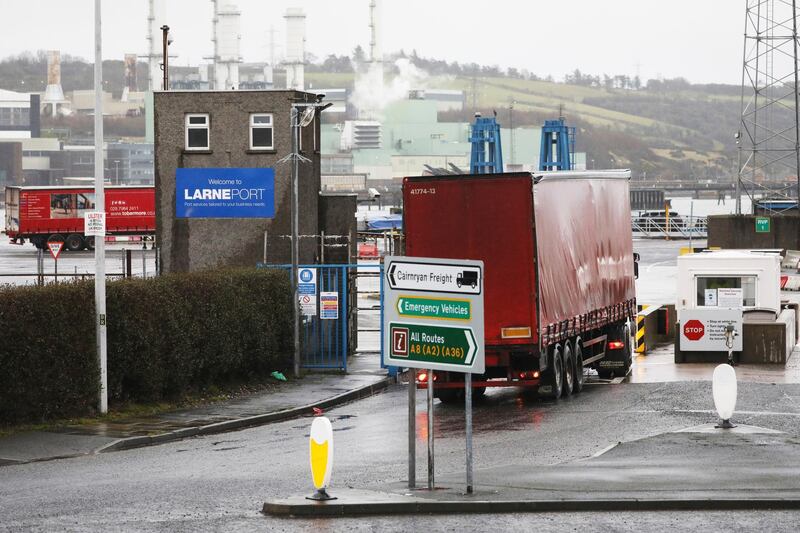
[94, 0, 108, 414]
[291, 108, 300, 378]
[161, 25, 170, 91]
[793, 0, 800, 206]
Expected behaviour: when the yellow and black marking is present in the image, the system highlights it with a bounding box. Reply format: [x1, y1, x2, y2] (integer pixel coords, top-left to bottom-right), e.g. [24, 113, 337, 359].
[635, 304, 649, 353]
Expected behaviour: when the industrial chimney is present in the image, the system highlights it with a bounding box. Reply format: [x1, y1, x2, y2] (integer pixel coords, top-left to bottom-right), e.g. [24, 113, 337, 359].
[122, 53, 138, 102]
[284, 8, 306, 91]
[145, 0, 167, 91]
[213, 1, 242, 90]
[43, 50, 65, 115]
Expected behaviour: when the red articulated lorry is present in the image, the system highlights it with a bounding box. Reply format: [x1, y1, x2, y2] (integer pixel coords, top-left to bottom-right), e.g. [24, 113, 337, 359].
[403, 171, 637, 401]
[4, 185, 155, 252]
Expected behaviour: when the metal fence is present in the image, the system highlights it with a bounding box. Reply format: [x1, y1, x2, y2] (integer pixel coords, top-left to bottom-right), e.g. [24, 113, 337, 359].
[631, 215, 708, 239]
[257, 263, 385, 372]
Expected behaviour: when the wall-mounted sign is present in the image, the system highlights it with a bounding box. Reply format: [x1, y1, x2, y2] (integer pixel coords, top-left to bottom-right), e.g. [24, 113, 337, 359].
[176, 168, 275, 218]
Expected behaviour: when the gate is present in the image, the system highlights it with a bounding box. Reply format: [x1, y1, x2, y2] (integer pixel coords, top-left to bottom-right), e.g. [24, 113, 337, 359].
[257, 263, 385, 371]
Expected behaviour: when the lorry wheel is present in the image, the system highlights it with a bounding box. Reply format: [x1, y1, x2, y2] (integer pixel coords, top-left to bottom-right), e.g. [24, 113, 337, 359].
[65, 234, 83, 252]
[47, 234, 65, 245]
[562, 342, 575, 397]
[84, 237, 95, 250]
[573, 339, 585, 394]
[539, 344, 563, 400]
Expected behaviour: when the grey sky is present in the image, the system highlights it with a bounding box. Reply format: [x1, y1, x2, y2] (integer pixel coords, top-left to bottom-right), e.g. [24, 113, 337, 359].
[1, 0, 743, 84]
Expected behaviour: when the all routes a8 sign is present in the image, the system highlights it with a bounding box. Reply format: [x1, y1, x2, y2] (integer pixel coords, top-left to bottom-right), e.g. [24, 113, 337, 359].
[383, 256, 485, 373]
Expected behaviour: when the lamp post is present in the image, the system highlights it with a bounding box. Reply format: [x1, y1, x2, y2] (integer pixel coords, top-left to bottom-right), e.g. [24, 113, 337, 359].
[94, 0, 108, 414]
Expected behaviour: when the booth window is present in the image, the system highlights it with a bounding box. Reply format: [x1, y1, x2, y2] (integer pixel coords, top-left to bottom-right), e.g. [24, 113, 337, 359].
[185, 114, 210, 150]
[696, 276, 756, 307]
[250, 113, 274, 150]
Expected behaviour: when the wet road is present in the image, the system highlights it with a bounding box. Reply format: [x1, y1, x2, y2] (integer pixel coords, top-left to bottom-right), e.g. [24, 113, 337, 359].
[3, 379, 800, 531]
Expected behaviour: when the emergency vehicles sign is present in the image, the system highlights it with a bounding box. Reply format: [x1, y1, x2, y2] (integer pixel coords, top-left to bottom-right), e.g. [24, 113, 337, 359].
[176, 168, 275, 218]
[384, 256, 485, 373]
[679, 308, 743, 351]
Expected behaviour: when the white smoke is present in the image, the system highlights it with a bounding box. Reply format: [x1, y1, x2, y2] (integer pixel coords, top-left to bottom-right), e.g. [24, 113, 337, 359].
[350, 58, 428, 119]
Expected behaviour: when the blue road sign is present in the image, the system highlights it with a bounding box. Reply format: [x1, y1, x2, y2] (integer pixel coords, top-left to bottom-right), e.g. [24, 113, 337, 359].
[176, 167, 275, 218]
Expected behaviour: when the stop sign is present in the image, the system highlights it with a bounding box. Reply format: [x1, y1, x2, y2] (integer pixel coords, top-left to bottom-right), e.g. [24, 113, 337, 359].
[683, 319, 705, 341]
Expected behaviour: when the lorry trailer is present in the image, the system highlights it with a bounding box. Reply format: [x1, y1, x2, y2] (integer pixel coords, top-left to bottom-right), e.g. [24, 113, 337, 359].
[402, 171, 637, 400]
[4, 185, 155, 251]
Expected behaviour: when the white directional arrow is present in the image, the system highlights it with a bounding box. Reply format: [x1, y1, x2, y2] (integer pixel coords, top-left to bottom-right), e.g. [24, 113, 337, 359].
[397, 297, 404, 315]
[464, 329, 477, 366]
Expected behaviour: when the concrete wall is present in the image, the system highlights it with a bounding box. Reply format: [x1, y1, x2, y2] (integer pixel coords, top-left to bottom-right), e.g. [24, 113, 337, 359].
[154, 90, 321, 272]
[708, 214, 800, 250]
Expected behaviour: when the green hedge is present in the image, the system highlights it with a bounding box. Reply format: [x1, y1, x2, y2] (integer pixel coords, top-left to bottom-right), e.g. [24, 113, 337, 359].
[0, 269, 292, 425]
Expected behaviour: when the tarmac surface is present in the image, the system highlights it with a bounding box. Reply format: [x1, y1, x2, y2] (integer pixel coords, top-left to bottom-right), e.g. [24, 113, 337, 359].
[265, 425, 800, 516]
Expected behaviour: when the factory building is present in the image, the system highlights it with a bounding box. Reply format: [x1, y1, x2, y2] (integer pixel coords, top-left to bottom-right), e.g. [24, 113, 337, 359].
[0, 89, 40, 139]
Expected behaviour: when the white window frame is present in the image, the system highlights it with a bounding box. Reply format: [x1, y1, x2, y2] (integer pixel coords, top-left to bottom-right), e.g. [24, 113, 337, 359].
[185, 113, 210, 151]
[249, 113, 274, 151]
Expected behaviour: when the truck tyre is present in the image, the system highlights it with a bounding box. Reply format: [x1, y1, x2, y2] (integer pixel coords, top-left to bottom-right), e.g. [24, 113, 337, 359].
[573, 338, 585, 394]
[65, 234, 83, 252]
[539, 344, 563, 400]
[47, 234, 65, 245]
[562, 342, 575, 397]
[85, 236, 95, 251]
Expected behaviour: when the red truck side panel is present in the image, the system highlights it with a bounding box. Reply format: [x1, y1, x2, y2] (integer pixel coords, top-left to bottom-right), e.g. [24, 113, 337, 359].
[10, 186, 155, 237]
[403, 174, 538, 347]
[533, 176, 636, 333]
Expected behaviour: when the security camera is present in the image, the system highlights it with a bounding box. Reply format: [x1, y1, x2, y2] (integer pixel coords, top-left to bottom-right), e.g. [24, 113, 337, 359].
[368, 188, 381, 199]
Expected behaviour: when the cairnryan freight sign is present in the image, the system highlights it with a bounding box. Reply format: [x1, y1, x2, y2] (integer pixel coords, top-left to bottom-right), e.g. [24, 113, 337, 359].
[384, 256, 485, 373]
[176, 168, 275, 218]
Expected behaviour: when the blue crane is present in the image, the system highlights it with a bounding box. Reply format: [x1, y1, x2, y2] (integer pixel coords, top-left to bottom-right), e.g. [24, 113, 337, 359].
[469, 113, 504, 174]
[539, 118, 576, 171]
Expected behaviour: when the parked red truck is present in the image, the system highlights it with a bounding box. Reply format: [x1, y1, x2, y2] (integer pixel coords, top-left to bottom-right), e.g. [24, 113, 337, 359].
[403, 171, 637, 400]
[4, 185, 155, 251]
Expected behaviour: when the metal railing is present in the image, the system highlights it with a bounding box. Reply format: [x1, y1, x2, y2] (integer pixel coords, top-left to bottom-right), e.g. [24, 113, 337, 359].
[631, 215, 708, 239]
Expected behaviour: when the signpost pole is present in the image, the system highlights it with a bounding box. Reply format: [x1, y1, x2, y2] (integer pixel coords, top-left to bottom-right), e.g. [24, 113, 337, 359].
[465, 371, 473, 494]
[94, 0, 108, 414]
[291, 108, 300, 379]
[408, 371, 416, 489]
[54, 256, 58, 284]
[427, 369, 434, 490]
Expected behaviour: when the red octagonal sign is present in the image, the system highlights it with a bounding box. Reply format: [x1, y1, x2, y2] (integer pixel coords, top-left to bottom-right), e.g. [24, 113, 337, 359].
[683, 319, 705, 341]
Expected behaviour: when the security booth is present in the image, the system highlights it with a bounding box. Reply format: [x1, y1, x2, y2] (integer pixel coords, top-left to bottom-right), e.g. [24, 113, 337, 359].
[674, 250, 796, 364]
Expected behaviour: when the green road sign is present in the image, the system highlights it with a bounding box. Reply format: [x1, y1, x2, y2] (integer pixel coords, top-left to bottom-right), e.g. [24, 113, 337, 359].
[755, 217, 770, 233]
[389, 323, 478, 369]
[396, 296, 471, 321]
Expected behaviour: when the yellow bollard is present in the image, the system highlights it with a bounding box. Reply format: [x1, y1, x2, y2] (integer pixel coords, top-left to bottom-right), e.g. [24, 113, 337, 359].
[307, 416, 336, 501]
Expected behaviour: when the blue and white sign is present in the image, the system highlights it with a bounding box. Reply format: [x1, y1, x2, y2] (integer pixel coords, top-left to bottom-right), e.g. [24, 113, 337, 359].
[176, 167, 275, 218]
[298, 268, 318, 316]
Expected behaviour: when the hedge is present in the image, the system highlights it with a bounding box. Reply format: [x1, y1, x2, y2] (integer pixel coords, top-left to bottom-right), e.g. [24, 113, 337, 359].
[0, 269, 292, 425]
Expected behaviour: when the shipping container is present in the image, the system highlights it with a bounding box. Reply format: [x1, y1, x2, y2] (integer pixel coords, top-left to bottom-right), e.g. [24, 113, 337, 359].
[4, 185, 155, 251]
[403, 171, 637, 400]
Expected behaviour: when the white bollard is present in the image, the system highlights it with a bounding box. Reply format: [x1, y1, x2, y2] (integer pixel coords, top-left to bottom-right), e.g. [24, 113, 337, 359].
[712, 364, 737, 429]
